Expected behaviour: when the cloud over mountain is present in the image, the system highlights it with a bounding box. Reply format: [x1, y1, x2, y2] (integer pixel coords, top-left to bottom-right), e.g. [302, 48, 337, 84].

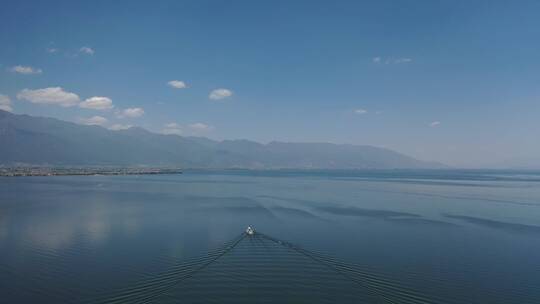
[117, 108, 145, 118]
[80, 97, 114, 110]
[0, 95, 12, 112]
[17, 87, 80, 107]
[80, 116, 108, 126]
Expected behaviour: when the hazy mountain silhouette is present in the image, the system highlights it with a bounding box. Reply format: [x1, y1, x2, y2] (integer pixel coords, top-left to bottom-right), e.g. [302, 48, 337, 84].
[0, 110, 444, 168]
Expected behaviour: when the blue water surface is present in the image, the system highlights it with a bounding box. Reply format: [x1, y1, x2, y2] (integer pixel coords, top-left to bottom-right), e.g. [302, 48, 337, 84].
[1, 170, 539, 303]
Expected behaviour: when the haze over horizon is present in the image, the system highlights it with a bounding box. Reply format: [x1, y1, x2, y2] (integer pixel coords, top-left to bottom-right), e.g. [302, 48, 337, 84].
[1, 0, 540, 168]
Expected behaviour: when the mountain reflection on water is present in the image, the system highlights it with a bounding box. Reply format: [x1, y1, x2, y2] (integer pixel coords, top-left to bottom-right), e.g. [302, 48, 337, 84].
[1, 169, 540, 303]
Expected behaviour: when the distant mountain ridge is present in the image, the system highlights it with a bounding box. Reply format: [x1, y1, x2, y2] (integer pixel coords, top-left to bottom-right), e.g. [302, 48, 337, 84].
[0, 110, 445, 169]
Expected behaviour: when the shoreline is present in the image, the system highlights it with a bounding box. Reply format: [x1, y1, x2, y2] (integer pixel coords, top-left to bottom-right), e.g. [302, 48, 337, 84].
[0, 167, 183, 177]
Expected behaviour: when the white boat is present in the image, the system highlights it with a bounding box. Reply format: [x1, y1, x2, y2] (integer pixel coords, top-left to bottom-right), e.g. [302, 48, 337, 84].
[246, 226, 255, 235]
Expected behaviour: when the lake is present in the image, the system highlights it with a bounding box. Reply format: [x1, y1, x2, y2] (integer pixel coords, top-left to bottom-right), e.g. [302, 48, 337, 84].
[1, 169, 540, 303]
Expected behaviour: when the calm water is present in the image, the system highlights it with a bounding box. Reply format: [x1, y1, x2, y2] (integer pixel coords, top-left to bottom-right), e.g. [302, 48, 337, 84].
[1, 170, 540, 303]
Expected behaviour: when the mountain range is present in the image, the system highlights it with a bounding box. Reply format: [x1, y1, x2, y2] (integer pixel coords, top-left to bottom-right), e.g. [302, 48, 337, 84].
[0, 110, 444, 169]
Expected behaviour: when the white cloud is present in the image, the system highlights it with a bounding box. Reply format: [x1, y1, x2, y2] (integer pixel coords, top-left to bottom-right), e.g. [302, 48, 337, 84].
[354, 108, 367, 114]
[162, 122, 183, 135]
[80, 96, 114, 110]
[209, 88, 233, 100]
[81, 116, 107, 126]
[188, 122, 213, 131]
[46, 48, 59, 53]
[17, 87, 80, 107]
[116, 107, 145, 118]
[10, 65, 42, 75]
[373, 56, 413, 65]
[0, 94, 13, 112]
[109, 124, 132, 131]
[394, 58, 412, 64]
[430, 121, 441, 127]
[80, 46, 95, 55]
[167, 80, 187, 89]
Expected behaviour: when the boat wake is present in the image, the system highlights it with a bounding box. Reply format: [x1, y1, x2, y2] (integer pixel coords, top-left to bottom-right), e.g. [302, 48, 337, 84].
[90, 228, 447, 304]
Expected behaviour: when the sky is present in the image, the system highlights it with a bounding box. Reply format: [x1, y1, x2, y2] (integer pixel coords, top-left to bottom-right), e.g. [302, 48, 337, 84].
[1, 0, 540, 168]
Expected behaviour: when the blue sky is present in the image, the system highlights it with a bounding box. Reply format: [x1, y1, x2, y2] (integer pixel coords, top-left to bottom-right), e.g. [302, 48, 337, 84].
[1, 0, 540, 167]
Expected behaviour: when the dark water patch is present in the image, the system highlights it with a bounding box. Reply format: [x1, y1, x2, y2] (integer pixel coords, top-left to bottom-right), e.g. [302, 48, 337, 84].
[185, 196, 278, 219]
[388, 218, 459, 227]
[396, 192, 540, 207]
[314, 205, 420, 219]
[184, 195, 261, 206]
[259, 192, 540, 209]
[330, 177, 508, 188]
[344, 187, 540, 208]
[170, 179, 256, 184]
[269, 206, 323, 220]
[257, 195, 317, 205]
[120, 176, 258, 185]
[185, 169, 540, 182]
[184, 196, 277, 219]
[0, 188, 178, 207]
[444, 214, 540, 235]
[353, 188, 540, 208]
[200, 205, 277, 218]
